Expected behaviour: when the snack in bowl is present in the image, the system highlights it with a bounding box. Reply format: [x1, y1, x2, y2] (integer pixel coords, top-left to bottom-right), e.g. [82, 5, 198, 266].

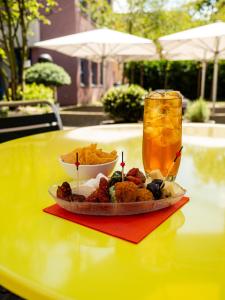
[61, 144, 117, 165]
[60, 144, 118, 179]
[49, 168, 186, 215]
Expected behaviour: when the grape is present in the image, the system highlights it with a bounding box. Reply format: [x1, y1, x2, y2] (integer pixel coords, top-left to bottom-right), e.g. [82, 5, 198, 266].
[146, 179, 164, 200]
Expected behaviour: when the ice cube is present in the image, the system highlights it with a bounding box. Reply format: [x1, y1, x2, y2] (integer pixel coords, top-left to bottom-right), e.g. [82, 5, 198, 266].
[154, 128, 180, 147]
[144, 126, 162, 139]
[171, 116, 182, 129]
[150, 115, 166, 127]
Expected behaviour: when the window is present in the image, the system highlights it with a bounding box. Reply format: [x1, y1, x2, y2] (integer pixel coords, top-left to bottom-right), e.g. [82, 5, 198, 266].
[91, 62, 98, 85]
[100, 62, 103, 85]
[80, 59, 89, 87]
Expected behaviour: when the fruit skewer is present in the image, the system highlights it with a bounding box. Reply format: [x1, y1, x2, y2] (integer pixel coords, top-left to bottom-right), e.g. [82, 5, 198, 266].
[120, 151, 125, 182]
[165, 146, 183, 181]
[75, 152, 80, 192]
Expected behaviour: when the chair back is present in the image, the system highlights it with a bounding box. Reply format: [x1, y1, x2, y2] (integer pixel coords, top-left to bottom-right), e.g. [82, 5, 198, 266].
[0, 100, 63, 143]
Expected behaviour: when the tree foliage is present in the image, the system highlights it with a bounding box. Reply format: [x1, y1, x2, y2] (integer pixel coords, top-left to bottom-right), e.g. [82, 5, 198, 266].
[79, 0, 203, 40]
[186, 0, 225, 21]
[0, 0, 58, 100]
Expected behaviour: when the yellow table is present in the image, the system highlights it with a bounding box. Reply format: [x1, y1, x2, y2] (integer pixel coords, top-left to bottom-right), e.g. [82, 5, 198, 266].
[0, 124, 225, 300]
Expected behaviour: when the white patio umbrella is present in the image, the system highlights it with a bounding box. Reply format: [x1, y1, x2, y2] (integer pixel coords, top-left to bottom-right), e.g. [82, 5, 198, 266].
[159, 21, 225, 113]
[34, 28, 158, 89]
[160, 45, 209, 100]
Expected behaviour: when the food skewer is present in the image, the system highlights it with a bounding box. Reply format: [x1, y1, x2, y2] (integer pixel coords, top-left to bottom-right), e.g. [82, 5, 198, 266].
[75, 152, 80, 192]
[120, 151, 125, 182]
[165, 146, 183, 181]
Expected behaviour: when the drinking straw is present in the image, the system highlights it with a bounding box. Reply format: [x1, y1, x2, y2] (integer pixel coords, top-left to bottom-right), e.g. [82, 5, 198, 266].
[120, 151, 125, 181]
[75, 152, 80, 192]
[166, 146, 183, 180]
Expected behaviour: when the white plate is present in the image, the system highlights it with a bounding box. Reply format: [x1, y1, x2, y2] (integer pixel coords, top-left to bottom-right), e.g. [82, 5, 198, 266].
[48, 183, 186, 216]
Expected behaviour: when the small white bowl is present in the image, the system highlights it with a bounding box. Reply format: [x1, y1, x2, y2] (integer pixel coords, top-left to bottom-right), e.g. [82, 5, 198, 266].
[59, 157, 118, 180]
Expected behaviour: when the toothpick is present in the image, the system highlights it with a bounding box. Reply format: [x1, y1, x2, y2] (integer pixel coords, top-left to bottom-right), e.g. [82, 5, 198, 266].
[75, 152, 80, 192]
[120, 151, 125, 182]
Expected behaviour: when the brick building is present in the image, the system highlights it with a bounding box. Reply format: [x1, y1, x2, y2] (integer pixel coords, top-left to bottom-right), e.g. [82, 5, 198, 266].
[32, 0, 117, 106]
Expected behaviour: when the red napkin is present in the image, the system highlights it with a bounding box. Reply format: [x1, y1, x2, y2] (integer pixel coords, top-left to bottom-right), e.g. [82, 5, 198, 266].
[43, 197, 189, 243]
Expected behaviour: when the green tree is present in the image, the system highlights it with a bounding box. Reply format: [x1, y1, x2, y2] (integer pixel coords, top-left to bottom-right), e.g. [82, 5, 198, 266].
[79, 0, 115, 28]
[0, 0, 58, 101]
[186, 0, 225, 21]
[80, 0, 205, 89]
[80, 0, 201, 39]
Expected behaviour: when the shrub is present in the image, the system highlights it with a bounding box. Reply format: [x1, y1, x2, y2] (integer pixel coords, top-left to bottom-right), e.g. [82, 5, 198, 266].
[124, 60, 225, 100]
[22, 83, 54, 101]
[0, 106, 9, 117]
[102, 84, 147, 122]
[2, 83, 54, 115]
[124, 60, 200, 100]
[20, 83, 54, 114]
[25, 62, 71, 87]
[185, 98, 210, 122]
[5, 83, 54, 101]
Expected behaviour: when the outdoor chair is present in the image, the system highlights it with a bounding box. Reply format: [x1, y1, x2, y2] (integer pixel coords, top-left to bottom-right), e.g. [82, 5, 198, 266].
[0, 100, 63, 143]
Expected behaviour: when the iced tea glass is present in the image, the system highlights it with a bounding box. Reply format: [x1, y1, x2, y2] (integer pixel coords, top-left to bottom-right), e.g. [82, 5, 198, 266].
[142, 90, 182, 180]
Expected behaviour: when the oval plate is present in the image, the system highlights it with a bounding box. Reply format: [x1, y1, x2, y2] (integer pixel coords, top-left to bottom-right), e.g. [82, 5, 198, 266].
[48, 183, 186, 216]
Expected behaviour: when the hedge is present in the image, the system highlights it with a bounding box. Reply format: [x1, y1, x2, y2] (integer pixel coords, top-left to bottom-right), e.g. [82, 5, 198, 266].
[124, 60, 225, 100]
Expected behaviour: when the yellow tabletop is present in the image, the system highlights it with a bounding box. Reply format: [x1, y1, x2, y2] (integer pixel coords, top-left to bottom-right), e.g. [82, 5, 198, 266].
[0, 124, 225, 300]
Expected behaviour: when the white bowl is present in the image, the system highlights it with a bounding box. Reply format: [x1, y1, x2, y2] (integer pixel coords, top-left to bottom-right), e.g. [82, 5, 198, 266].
[59, 157, 118, 180]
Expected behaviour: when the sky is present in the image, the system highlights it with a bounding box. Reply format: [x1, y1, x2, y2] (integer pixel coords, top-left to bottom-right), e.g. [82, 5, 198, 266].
[113, 0, 190, 13]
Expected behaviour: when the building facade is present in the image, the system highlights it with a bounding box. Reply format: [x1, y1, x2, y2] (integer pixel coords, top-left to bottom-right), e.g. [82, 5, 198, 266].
[32, 0, 116, 106]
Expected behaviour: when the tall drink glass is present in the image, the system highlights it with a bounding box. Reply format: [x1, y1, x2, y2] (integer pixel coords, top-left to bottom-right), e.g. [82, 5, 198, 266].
[142, 90, 182, 180]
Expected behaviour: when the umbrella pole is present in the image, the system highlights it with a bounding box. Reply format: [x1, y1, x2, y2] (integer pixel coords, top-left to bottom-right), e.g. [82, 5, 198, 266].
[212, 37, 220, 115]
[102, 57, 107, 92]
[212, 53, 219, 115]
[200, 60, 207, 99]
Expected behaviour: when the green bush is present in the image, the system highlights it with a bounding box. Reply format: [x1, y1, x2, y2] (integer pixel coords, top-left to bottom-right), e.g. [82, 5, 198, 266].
[25, 62, 71, 87]
[22, 83, 54, 101]
[2, 83, 55, 115]
[185, 98, 210, 122]
[102, 84, 147, 122]
[0, 106, 9, 117]
[124, 60, 200, 100]
[124, 60, 225, 100]
[5, 83, 54, 101]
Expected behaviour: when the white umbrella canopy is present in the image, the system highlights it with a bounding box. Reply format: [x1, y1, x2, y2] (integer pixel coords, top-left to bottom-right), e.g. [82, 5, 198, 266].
[159, 21, 225, 111]
[159, 45, 210, 102]
[34, 28, 158, 61]
[34, 28, 158, 90]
